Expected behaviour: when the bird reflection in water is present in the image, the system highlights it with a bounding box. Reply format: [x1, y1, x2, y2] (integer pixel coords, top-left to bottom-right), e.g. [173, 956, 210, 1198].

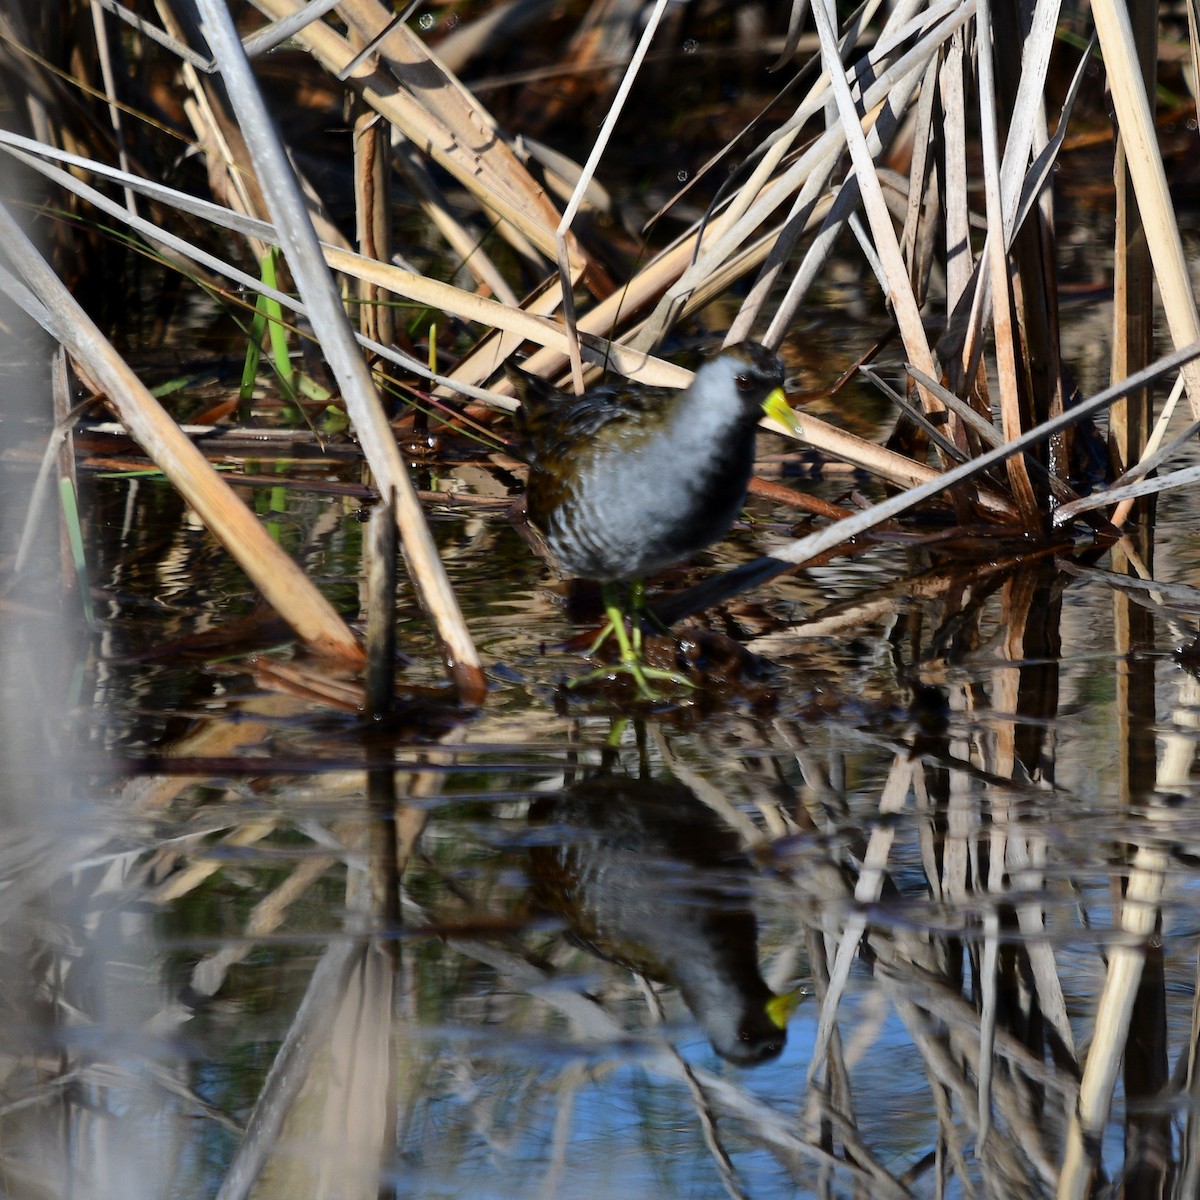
[529, 773, 798, 1066]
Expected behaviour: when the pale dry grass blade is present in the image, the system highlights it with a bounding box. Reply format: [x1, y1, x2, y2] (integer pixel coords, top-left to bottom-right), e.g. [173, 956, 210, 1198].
[554, 0, 673, 392]
[977, 911, 999, 1143]
[214, 942, 362, 1200]
[759, 66, 927, 350]
[763, 341, 1200, 574]
[190, 855, 337, 999]
[304, 945, 394, 1200]
[149, 820, 279, 903]
[1109, 2, 1157, 497]
[1122, 372, 1192, 468]
[997, 0, 1062, 235]
[535, 1061, 588, 1200]
[652, 730, 777, 847]
[364, 498, 398, 719]
[976, 0, 1040, 521]
[1188, 0, 1200, 101]
[860, 364, 970, 463]
[1184, 938, 1200, 1198]
[1054, 463, 1200, 523]
[13, 349, 75, 578]
[89, 0, 137, 214]
[946, 30, 1093, 439]
[92, 0, 212, 69]
[770, 0, 812, 72]
[940, 25, 972, 347]
[896, 365, 1002, 448]
[394, 134, 520, 306]
[197, 0, 485, 699]
[998, 6, 1069, 473]
[288, 249, 582, 376]
[241, 0, 345, 59]
[1059, 558, 1200, 633]
[434, 277, 569, 396]
[808, 753, 915, 1084]
[900, 54, 940, 305]
[0, 201, 365, 662]
[671, 1040, 752, 1200]
[728, 146, 839, 344]
[518, 137, 614, 215]
[808, 0, 953, 444]
[154, 0, 273, 258]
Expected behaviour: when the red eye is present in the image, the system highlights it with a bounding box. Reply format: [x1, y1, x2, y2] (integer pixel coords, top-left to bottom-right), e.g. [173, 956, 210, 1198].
[735, 373, 754, 392]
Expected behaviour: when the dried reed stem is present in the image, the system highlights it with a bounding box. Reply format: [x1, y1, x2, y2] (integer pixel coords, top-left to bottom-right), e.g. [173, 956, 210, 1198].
[197, 0, 485, 701]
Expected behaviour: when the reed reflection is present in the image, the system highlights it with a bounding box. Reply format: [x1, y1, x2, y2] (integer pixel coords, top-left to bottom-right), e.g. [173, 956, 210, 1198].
[529, 772, 796, 1067]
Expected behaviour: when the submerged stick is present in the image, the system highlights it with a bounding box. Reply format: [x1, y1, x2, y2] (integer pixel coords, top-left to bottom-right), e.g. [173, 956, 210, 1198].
[365, 495, 398, 719]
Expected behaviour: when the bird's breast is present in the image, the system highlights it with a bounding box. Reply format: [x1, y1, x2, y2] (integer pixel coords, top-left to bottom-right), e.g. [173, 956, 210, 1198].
[533, 424, 757, 581]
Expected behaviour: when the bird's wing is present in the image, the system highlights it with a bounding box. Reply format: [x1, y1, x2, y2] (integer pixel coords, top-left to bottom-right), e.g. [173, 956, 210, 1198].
[507, 367, 675, 461]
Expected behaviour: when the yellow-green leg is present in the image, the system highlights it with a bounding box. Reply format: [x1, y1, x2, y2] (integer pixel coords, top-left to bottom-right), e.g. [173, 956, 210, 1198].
[628, 580, 646, 655]
[569, 582, 694, 700]
[583, 580, 647, 657]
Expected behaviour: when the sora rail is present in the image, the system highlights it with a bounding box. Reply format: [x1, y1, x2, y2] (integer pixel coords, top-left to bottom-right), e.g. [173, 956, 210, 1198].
[509, 342, 795, 696]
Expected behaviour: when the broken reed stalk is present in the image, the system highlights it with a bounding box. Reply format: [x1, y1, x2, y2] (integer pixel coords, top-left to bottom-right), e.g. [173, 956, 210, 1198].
[352, 67, 395, 350]
[1109, 1, 1157, 492]
[196, 0, 486, 705]
[0, 199, 365, 664]
[1091, 0, 1200, 419]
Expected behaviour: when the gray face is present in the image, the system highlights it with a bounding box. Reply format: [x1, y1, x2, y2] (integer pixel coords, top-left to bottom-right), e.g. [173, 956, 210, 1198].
[722, 342, 787, 417]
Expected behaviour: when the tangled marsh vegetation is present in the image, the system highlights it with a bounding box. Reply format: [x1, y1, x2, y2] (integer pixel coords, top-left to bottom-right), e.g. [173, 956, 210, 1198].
[4, 1, 1200, 1197]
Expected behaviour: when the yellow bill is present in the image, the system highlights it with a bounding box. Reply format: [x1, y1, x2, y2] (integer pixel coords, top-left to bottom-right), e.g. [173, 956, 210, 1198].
[762, 386, 799, 435]
[765, 988, 803, 1030]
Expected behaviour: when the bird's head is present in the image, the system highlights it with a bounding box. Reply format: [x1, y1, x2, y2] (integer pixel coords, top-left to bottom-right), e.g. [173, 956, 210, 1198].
[699, 342, 797, 434]
[693, 984, 802, 1067]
